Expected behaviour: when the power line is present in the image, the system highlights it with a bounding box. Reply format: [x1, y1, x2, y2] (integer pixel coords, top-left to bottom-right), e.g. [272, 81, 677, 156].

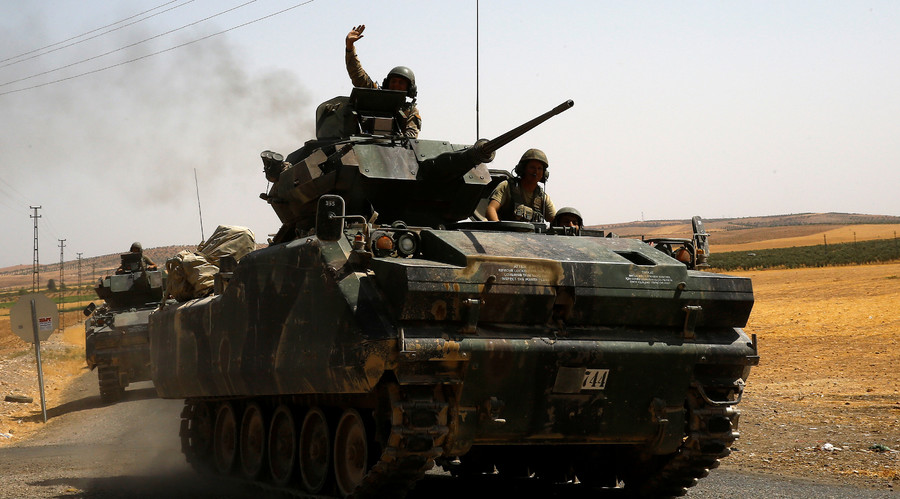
[0, 0, 186, 66]
[0, 0, 316, 97]
[1, 0, 255, 88]
[0, 180, 36, 220]
[0, 197, 22, 216]
[38, 211, 62, 245]
[0, 187, 28, 214]
[0, 177, 32, 205]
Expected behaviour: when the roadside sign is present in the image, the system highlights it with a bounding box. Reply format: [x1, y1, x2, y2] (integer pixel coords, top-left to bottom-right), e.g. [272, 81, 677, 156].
[8, 293, 58, 423]
[10, 293, 58, 343]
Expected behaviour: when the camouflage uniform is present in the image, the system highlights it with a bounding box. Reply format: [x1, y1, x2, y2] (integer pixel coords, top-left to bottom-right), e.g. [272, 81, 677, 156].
[345, 46, 422, 138]
[489, 179, 556, 223]
[141, 254, 156, 268]
[115, 253, 156, 274]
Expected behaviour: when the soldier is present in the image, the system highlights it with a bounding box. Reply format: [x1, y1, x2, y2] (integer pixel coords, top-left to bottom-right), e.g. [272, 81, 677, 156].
[345, 24, 422, 138]
[486, 148, 557, 223]
[552, 207, 583, 229]
[117, 242, 157, 273]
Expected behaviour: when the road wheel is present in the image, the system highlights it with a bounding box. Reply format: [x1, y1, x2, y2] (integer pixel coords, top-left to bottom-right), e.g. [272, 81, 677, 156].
[268, 405, 297, 486]
[239, 402, 266, 480]
[299, 407, 331, 493]
[333, 409, 368, 497]
[213, 402, 238, 474]
[98, 366, 124, 404]
[181, 402, 214, 467]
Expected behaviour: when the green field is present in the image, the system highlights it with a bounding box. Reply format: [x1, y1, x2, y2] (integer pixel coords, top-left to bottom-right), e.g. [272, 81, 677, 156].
[709, 238, 900, 271]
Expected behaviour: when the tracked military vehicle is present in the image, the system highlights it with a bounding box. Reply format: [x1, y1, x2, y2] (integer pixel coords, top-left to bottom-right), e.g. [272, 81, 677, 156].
[149, 89, 758, 497]
[84, 252, 165, 403]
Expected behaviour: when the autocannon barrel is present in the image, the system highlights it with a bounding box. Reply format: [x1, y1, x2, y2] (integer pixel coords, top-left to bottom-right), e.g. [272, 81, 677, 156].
[417, 99, 574, 182]
[477, 99, 574, 159]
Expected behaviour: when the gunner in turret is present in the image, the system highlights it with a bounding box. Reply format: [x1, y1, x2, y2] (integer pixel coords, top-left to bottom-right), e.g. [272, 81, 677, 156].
[345, 24, 422, 138]
[486, 149, 557, 224]
[116, 242, 157, 274]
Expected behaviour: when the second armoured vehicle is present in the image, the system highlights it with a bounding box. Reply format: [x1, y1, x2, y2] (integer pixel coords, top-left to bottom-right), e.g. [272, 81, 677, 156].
[84, 251, 165, 403]
[150, 89, 758, 497]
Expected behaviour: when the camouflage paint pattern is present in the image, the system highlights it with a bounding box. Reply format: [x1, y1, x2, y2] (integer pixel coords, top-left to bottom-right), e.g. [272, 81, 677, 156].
[86, 264, 166, 402]
[148, 97, 757, 495]
[151, 226, 755, 455]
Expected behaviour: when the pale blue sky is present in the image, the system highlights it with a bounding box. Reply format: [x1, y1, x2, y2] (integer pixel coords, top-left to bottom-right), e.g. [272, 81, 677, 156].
[1, 1, 898, 268]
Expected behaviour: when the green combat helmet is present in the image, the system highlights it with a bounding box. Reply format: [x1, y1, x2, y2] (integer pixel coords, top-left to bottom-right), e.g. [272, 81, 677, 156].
[515, 148, 550, 180]
[553, 206, 583, 227]
[382, 65, 417, 98]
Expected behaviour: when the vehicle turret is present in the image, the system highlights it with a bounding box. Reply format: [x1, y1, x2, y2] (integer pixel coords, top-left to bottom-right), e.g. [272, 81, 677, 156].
[94, 253, 165, 310]
[261, 89, 573, 243]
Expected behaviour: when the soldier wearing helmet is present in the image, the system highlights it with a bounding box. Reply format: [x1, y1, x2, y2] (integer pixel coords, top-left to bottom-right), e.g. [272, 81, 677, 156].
[552, 207, 583, 229]
[345, 24, 422, 138]
[118, 242, 156, 273]
[486, 148, 557, 223]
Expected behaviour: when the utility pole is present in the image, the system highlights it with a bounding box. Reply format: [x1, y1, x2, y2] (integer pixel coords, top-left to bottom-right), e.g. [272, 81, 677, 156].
[58, 239, 66, 290]
[76, 253, 83, 290]
[76, 253, 83, 324]
[58, 239, 66, 330]
[30, 206, 41, 293]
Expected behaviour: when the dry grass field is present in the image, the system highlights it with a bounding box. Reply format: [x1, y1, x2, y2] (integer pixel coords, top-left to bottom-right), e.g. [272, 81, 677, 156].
[713, 224, 900, 253]
[601, 212, 900, 255]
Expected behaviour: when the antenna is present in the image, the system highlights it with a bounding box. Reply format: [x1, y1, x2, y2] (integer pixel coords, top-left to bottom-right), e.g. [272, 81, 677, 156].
[194, 168, 205, 242]
[476, 0, 480, 140]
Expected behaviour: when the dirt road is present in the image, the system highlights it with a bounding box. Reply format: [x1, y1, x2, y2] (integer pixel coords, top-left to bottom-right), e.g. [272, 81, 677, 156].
[0, 371, 250, 498]
[0, 370, 894, 498]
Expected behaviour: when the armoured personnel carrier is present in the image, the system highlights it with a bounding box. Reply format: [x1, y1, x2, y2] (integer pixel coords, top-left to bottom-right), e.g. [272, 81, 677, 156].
[84, 252, 165, 403]
[150, 89, 758, 497]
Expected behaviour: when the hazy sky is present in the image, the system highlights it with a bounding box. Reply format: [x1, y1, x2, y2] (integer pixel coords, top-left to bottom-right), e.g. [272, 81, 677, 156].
[1, 1, 898, 268]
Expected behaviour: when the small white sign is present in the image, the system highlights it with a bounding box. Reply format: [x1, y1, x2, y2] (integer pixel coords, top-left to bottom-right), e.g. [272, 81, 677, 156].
[38, 317, 53, 332]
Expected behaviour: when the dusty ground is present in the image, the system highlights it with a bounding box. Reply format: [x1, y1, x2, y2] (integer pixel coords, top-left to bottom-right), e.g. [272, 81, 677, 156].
[1, 264, 898, 492]
[722, 263, 899, 491]
[0, 309, 87, 443]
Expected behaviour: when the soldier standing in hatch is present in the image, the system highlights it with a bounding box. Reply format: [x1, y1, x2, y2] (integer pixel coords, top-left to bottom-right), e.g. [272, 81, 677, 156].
[345, 24, 422, 138]
[486, 148, 557, 224]
[118, 242, 157, 272]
